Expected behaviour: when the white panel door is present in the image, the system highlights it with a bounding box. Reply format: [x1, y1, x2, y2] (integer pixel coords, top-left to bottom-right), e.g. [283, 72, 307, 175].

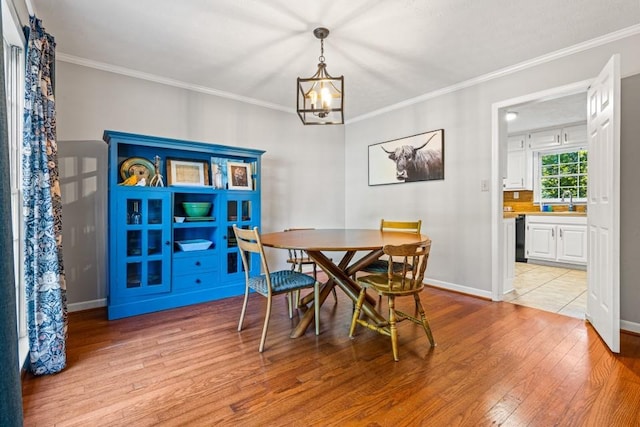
[586, 55, 620, 353]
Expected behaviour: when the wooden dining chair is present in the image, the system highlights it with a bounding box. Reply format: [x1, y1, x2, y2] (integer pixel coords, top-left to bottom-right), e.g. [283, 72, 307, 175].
[357, 219, 422, 310]
[362, 219, 422, 273]
[284, 228, 337, 303]
[234, 225, 321, 352]
[349, 239, 435, 361]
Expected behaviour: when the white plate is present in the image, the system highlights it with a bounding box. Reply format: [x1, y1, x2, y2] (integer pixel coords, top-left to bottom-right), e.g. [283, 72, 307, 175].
[175, 239, 213, 251]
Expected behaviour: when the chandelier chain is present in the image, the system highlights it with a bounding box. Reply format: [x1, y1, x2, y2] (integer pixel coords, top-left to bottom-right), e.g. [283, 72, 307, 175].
[319, 38, 325, 63]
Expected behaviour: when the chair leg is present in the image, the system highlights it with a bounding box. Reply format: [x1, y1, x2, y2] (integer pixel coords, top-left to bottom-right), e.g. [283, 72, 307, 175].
[238, 285, 250, 332]
[287, 293, 294, 318]
[388, 295, 400, 362]
[314, 283, 320, 336]
[314, 264, 337, 304]
[259, 295, 273, 353]
[349, 288, 367, 338]
[414, 293, 435, 347]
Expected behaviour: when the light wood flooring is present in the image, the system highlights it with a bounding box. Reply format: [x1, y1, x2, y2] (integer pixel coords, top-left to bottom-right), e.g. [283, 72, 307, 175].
[21, 284, 640, 426]
[504, 262, 587, 319]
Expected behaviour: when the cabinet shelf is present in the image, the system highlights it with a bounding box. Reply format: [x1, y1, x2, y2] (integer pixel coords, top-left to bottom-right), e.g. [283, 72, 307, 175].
[173, 222, 217, 228]
[105, 130, 264, 319]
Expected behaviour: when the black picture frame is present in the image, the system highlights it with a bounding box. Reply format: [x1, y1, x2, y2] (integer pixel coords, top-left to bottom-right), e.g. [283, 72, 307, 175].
[368, 129, 444, 186]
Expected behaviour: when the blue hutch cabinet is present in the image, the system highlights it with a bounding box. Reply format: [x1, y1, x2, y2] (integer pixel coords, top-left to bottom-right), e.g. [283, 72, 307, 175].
[103, 131, 264, 319]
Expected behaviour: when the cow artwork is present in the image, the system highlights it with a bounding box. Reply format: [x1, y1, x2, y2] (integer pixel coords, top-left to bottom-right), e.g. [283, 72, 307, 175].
[368, 129, 444, 185]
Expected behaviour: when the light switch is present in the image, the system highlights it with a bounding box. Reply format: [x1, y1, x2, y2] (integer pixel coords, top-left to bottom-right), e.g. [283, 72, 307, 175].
[514, 191, 519, 199]
[481, 179, 489, 192]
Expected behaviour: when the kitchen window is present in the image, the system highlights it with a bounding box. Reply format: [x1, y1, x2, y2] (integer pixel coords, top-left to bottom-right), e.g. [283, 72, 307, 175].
[3, 0, 26, 367]
[536, 149, 588, 203]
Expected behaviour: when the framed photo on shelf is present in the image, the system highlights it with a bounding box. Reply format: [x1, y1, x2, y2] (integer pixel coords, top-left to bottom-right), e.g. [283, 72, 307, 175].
[227, 161, 252, 190]
[166, 159, 210, 186]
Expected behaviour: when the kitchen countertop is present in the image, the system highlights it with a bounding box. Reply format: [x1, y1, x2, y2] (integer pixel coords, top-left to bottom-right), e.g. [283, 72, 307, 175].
[503, 211, 587, 219]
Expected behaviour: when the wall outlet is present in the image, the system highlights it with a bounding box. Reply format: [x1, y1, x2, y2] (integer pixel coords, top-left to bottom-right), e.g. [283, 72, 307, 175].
[514, 191, 519, 199]
[481, 179, 489, 192]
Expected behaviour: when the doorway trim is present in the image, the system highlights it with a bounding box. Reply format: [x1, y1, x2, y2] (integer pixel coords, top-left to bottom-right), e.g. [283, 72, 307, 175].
[490, 79, 592, 301]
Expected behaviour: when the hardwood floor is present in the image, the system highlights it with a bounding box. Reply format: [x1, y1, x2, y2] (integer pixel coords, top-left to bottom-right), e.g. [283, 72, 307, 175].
[22, 284, 640, 426]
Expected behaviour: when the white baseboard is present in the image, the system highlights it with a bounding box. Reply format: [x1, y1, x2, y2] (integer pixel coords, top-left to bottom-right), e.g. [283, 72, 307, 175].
[621, 320, 640, 335]
[526, 259, 586, 270]
[68, 298, 107, 312]
[425, 278, 492, 299]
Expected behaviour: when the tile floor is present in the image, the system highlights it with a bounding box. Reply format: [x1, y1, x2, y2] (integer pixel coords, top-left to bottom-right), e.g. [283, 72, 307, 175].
[504, 262, 587, 319]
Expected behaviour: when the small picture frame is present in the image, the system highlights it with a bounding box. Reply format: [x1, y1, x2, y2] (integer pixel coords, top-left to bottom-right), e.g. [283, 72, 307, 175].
[227, 161, 252, 190]
[167, 159, 210, 187]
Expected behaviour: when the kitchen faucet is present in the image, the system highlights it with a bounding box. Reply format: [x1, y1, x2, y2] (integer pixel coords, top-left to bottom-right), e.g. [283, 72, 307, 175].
[562, 190, 575, 211]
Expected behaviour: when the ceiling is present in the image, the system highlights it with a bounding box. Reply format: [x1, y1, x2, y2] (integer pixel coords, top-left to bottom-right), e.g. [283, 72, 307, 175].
[507, 92, 588, 134]
[31, 0, 640, 121]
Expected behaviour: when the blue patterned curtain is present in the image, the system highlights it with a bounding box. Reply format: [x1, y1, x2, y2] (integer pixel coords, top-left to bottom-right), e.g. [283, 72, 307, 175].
[23, 16, 66, 375]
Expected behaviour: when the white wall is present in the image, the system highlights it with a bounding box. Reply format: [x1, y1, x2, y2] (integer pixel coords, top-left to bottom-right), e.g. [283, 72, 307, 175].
[345, 33, 640, 322]
[620, 73, 640, 325]
[55, 62, 346, 306]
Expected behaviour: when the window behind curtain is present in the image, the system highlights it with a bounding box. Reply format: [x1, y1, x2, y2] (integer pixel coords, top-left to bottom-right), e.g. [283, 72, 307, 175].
[3, 0, 26, 362]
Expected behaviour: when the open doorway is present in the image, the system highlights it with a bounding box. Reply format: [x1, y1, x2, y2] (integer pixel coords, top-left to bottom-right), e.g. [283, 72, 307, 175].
[490, 79, 592, 302]
[492, 56, 621, 353]
[502, 93, 588, 318]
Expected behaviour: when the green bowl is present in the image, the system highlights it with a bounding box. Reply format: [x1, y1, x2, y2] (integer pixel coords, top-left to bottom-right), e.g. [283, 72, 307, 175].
[182, 202, 211, 217]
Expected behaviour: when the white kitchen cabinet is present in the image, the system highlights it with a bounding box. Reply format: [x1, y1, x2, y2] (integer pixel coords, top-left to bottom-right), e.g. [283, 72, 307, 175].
[527, 123, 587, 150]
[525, 215, 587, 266]
[557, 224, 588, 264]
[504, 134, 531, 190]
[528, 128, 561, 150]
[560, 123, 587, 148]
[503, 218, 515, 293]
[526, 222, 557, 261]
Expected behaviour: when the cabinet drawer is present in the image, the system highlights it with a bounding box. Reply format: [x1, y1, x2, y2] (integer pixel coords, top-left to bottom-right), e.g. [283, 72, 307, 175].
[172, 272, 218, 291]
[173, 253, 217, 275]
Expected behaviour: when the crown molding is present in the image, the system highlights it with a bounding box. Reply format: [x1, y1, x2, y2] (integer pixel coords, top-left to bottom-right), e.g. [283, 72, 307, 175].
[346, 23, 640, 124]
[56, 23, 640, 124]
[56, 52, 295, 115]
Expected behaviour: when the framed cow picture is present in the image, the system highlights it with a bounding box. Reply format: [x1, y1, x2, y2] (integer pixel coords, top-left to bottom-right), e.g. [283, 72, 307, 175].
[368, 129, 444, 186]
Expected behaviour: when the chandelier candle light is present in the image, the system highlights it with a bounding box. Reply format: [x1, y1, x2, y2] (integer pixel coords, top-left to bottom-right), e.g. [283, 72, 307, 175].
[297, 27, 344, 125]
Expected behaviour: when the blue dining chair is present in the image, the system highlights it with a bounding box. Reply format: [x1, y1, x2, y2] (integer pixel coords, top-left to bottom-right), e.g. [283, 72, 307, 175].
[234, 225, 321, 352]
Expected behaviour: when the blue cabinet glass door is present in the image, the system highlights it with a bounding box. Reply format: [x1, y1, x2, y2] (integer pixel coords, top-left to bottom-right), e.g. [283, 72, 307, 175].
[115, 190, 172, 297]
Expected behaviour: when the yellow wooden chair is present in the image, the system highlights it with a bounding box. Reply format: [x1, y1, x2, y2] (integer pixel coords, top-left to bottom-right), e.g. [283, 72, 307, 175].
[358, 219, 422, 309]
[349, 239, 435, 361]
[363, 219, 422, 272]
[234, 225, 321, 352]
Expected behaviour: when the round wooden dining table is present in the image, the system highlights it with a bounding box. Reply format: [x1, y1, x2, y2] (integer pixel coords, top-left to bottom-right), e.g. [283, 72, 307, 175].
[260, 229, 430, 338]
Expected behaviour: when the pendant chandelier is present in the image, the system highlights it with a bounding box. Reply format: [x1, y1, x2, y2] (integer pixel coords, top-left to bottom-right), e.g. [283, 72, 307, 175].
[297, 27, 344, 125]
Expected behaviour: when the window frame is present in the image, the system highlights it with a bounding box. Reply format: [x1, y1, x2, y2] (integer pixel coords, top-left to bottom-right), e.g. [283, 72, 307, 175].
[533, 145, 588, 205]
[3, 0, 26, 368]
